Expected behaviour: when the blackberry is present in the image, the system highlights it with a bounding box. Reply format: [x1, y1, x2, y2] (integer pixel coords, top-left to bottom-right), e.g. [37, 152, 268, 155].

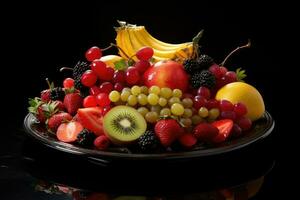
[73, 61, 90, 81]
[77, 129, 96, 147]
[197, 54, 214, 69]
[183, 59, 199, 74]
[50, 87, 65, 101]
[190, 70, 216, 89]
[138, 130, 160, 153]
[74, 78, 90, 97]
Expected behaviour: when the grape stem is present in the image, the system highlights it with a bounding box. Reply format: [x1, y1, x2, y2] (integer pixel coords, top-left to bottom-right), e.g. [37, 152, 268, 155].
[220, 39, 251, 66]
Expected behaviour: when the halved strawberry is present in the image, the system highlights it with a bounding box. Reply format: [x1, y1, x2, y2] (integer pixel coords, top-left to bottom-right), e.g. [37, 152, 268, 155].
[77, 107, 104, 136]
[211, 119, 234, 143]
[56, 121, 84, 142]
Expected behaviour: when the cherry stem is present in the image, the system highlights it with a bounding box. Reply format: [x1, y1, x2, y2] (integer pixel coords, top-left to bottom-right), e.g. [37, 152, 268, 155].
[220, 39, 251, 66]
[110, 43, 130, 59]
[60, 67, 73, 72]
[101, 44, 114, 51]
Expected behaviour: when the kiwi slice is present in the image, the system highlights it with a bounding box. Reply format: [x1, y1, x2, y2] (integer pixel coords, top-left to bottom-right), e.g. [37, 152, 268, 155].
[103, 106, 147, 145]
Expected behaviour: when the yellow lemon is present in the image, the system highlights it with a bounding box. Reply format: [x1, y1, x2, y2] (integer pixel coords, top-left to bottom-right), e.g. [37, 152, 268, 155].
[100, 55, 123, 68]
[215, 82, 265, 121]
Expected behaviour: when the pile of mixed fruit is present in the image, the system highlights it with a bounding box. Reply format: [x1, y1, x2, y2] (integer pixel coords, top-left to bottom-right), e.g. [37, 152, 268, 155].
[28, 22, 265, 153]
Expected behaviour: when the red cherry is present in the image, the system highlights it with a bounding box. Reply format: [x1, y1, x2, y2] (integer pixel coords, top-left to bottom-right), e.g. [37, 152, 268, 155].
[209, 64, 223, 79]
[236, 116, 252, 131]
[63, 78, 74, 89]
[221, 111, 237, 121]
[112, 70, 126, 84]
[99, 82, 114, 94]
[136, 47, 154, 60]
[89, 86, 101, 96]
[205, 99, 219, 109]
[219, 100, 234, 111]
[134, 60, 150, 73]
[193, 96, 207, 110]
[101, 67, 114, 81]
[219, 66, 228, 76]
[85, 46, 102, 61]
[96, 93, 111, 107]
[225, 71, 237, 83]
[126, 67, 140, 85]
[91, 59, 107, 76]
[81, 70, 98, 87]
[233, 103, 248, 117]
[197, 86, 211, 99]
[83, 95, 97, 107]
[114, 83, 124, 92]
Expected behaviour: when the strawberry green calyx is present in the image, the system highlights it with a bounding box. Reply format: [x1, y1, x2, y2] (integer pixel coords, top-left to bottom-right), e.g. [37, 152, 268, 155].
[28, 98, 60, 119]
[28, 97, 43, 114]
[236, 68, 247, 82]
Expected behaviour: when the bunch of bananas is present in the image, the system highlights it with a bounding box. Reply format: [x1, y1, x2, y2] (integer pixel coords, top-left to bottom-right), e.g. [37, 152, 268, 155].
[115, 22, 194, 63]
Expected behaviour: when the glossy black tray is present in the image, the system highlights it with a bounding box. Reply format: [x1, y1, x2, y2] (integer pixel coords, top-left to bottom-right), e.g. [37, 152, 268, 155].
[23, 111, 275, 162]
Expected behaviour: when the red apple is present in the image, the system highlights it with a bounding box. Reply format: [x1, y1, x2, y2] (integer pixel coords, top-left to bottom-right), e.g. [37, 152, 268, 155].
[143, 60, 189, 92]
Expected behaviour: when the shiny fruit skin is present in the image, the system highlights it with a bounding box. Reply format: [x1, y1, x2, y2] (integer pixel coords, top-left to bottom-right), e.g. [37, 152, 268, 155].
[134, 60, 150, 73]
[99, 82, 114, 94]
[96, 93, 111, 107]
[112, 70, 126, 84]
[126, 67, 140, 85]
[197, 86, 210, 99]
[216, 82, 265, 121]
[143, 60, 188, 92]
[136, 46, 154, 60]
[63, 78, 74, 89]
[85, 46, 102, 61]
[83, 95, 98, 107]
[81, 70, 98, 87]
[236, 116, 252, 131]
[193, 96, 207, 110]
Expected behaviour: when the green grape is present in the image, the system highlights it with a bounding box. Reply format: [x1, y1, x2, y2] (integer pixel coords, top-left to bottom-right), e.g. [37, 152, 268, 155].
[182, 98, 193, 108]
[192, 115, 204, 125]
[137, 107, 149, 117]
[109, 90, 120, 102]
[140, 86, 148, 94]
[208, 108, 220, 121]
[160, 108, 171, 116]
[172, 89, 182, 98]
[183, 108, 193, 118]
[147, 93, 159, 105]
[168, 97, 181, 106]
[120, 90, 131, 102]
[145, 111, 158, 123]
[122, 87, 131, 93]
[149, 86, 160, 95]
[180, 118, 192, 128]
[198, 107, 209, 118]
[137, 94, 148, 105]
[127, 95, 137, 106]
[158, 97, 167, 107]
[151, 105, 161, 114]
[160, 87, 172, 99]
[171, 103, 184, 116]
[131, 85, 141, 96]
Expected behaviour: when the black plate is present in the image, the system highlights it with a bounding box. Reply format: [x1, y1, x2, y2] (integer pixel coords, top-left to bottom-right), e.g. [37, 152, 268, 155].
[23, 112, 274, 162]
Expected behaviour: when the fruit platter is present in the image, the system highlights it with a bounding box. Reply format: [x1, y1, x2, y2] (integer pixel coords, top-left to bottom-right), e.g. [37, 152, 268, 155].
[24, 21, 274, 160]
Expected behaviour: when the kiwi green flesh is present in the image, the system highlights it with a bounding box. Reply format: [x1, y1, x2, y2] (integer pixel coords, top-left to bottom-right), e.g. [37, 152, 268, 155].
[103, 106, 147, 144]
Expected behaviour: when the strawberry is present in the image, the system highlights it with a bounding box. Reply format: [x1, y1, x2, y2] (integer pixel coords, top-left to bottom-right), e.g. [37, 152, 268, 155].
[53, 100, 65, 111]
[47, 112, 72, 132]
[211, 119, 234, 143]
[154, 119, 183, 147]
[56, 121, 84, 142]
[193, 123, 219, 142]
[77, 107, 104, 136]
[41, 89, 51, 102]
[64, 92, 83, 115]
[94, 135, 110, 150]
[178, 133, 197, 149]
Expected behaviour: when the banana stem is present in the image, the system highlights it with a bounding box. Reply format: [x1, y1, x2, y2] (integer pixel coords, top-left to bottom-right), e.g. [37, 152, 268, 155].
[220, 39, 251, 66]
[110, 43, 131, 59]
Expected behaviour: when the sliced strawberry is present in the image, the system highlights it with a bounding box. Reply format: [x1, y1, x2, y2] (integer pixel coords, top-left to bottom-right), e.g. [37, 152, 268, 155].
[64, 93, 83, 115]
[178, 133, 197, 149]
[193, 123, 219, 142]
[211, 119, 234, 143]
[47, 112, 72, 132]
[56, 121, 84, 142]
[77, 107, 104, 136]
[154, 119, 183, 147]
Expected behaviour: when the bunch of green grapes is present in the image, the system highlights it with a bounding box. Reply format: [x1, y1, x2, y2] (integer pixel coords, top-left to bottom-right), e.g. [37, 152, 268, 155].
[191, 107, 220, 125]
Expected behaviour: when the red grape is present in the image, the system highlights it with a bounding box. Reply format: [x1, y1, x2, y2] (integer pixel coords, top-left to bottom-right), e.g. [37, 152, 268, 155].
[219, 66, 228, 76]
[96, 93, 111, 107]
[221, 111, 236, 121]
[219, 100, 234, 111]
[89, 86, 101, 96]
[85, 46, 102, 61]
[91, 59, 106, 76]
[197, 86, 211, 99]
[232, 124, 242, 137]
[81, 70, 97, 87]
[225, 71, 237, 83]
[83, 95, 97, 107]
[99, 82, 113, 94]
[126, 67, 140, 85]
[193, 96, 207, 110]
[205, 99, 219, 109]
[233, 103, 248, 117]
[209, 64, 223, 79]
[114, 83, 124, 92]
[236, 116, 252, 131]
[136, 47, 154, 60]
[134, 60, 150, 73]
[63, 78, 74, 89]
[112, 70, 126, 84]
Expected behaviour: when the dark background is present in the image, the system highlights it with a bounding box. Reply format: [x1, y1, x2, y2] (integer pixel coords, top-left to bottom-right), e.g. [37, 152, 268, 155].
[1, 1, 296, 199]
